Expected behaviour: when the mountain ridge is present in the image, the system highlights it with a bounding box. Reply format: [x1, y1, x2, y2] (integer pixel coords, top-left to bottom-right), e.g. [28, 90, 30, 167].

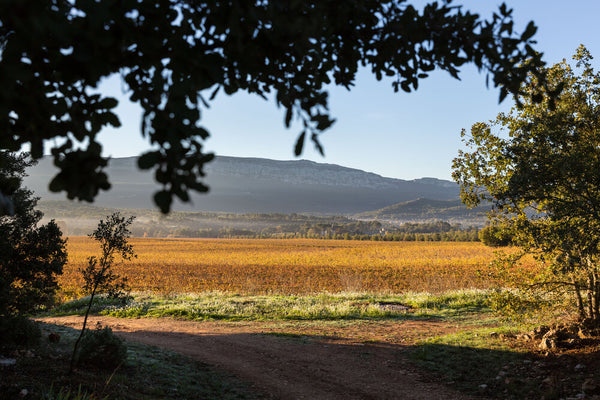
[24, 155, 460, 214]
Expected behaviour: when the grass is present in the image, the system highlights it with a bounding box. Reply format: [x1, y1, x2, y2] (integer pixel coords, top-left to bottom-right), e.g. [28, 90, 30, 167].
[31, 288, 598, 399]
[1, 321, 266, 400]
[48, 289, 493, 322]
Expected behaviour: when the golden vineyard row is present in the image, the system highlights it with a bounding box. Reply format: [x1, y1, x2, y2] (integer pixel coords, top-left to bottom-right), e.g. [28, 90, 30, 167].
[59, 237, 537, 297]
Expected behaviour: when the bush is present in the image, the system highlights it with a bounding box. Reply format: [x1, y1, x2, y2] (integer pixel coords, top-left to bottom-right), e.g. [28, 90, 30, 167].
[77, 326, 127, 370]
[0, 316, 41, 350]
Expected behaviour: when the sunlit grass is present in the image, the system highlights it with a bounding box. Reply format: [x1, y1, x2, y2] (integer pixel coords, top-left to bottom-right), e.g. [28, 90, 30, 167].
[51, 289, 493, 322]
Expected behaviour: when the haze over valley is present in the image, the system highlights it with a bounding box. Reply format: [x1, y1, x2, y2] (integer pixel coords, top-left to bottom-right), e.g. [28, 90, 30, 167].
[26, 156, 487, 237]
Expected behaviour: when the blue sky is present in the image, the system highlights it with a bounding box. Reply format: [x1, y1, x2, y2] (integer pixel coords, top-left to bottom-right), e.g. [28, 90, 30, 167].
[96, 0, 600, 181]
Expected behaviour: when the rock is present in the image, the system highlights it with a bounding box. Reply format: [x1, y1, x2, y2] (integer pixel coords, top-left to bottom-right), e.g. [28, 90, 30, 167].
[539, 337, 557, 351]
[578, 327, 594, 339]
[0, 358, 16, 367]
[543, 329, 558, 340]
[478, 384, 488, 390]
[48, 332, 60, 343]
[19, 389, 28, 398]
[517, 333, 532, 341]
[583, 378, 598, 394]
[499, 333, 515, 339]
[542, 376, 555, 385]
[575, 363, 586, 371]
[531, 325, 550, 339]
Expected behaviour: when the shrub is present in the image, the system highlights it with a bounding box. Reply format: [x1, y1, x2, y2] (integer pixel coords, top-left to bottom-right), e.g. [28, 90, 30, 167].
[45, 385, 102, 400]
[76, 326, 127, 370]
[0, 316, 41, 350]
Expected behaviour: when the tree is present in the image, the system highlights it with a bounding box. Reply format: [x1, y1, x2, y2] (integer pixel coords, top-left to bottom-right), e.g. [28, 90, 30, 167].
[70, 212, 135, 373]
[0, 1, 555, 213]
[478, 224, 513, 247]
[452, 46, 600, 323]
[0, 151, 67, 317]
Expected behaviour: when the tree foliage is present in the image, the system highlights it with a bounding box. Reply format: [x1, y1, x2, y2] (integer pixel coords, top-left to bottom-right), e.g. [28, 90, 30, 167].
[0, 0, 553, 212]
[0, 152, 67, 317]
[478, 224, 513, 247]
[453, 46, 600, 322]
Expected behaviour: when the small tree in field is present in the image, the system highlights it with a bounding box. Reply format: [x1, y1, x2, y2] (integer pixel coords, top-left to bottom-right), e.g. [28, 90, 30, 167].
[453, 46, 600, 324]
[70, 212, 135, 373]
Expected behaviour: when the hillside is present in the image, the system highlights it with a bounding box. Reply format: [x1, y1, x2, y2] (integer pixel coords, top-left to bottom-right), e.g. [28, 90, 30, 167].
[355, 198, 490, 225]
[24, 156, 460, 214]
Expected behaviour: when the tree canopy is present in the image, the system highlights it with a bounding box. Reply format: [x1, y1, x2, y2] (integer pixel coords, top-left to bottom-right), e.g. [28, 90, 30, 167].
[0, 152, 67, 316]
[453, 46, 600, 322]
[1, 0, 553, 212]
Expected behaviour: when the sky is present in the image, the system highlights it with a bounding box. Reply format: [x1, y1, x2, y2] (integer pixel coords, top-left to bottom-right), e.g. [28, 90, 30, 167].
[95, 0, 600, 181]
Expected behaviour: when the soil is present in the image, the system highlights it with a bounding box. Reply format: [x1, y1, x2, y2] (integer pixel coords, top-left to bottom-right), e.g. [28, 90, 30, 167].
[39, 316, 480, 400]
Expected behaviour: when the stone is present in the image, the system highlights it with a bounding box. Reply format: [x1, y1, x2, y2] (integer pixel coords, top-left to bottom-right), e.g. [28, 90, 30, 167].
[578, 327, 594, 339]
[48, 332, 60, 343]
[517, 333, 532, 341]
[575, 363, 586, 371]
[542, 376, 555, 385]
[19, 389, 28, 397]
[531, 325, 550, 339]
[0, 358, 16, 367]
[539, 337, 556, 351]
[542, 329, 558, 340]
[583, 378, 598, 394]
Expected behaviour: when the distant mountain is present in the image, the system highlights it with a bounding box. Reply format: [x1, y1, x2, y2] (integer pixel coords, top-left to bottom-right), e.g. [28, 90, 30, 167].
[24, 155, 460, 214]
[355, 198, 490, 225]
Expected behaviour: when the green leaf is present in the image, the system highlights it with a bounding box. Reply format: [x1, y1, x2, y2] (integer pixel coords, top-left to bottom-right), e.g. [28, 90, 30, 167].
[520, 21, 537, 41]
[137, 151, 161, 169]
[153, 190, 172, 214]
[284, 107, 293, 128]
[294, 131, 306, 156]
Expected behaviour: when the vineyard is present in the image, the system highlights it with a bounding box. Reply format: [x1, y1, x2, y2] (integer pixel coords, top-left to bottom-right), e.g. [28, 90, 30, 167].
[59, 238, 536, 297]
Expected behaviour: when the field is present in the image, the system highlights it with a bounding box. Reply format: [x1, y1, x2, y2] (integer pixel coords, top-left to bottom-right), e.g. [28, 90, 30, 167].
[22, 238, 599, 400]
[60, 237, 513, 297]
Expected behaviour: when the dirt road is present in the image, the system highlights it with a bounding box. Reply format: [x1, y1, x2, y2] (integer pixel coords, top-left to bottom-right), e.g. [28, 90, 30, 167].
[40, 316, 479, 400]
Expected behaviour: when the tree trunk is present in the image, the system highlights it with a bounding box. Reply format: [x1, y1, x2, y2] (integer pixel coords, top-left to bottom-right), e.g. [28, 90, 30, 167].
[573, 278, 586, 321]
[593, 270, 600, 321]
[587, 273, 595, 321]
[69, 284, 98, 374]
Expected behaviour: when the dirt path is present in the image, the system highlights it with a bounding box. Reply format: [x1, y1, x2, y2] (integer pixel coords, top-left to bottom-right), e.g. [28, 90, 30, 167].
[40, 316, 479, 400]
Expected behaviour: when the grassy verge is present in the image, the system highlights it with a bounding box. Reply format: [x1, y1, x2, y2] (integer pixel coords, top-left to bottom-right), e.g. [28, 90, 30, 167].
[409, 327, 535, 397]
[1, 321, 267, 400]
[48, 289, 493, 322]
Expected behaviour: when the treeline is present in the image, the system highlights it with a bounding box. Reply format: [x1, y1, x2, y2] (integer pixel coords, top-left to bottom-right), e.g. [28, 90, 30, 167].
[41, 201, 482, 242]
[131, 220, 480, 242]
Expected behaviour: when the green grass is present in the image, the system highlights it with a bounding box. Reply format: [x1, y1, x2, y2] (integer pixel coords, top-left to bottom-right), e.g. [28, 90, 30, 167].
[409, 323, 543, 398]
[49, 290, 493, 322]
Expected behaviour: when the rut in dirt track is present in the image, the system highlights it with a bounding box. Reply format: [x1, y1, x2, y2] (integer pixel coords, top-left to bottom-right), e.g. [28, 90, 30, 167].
[41, 316, 478, 400]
